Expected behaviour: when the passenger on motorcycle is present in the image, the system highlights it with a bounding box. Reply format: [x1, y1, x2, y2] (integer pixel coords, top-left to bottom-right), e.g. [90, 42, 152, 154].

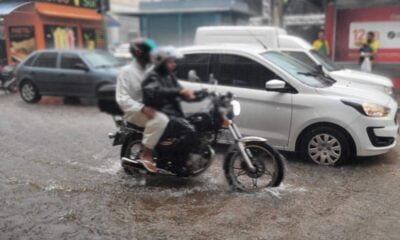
[116, 38, 169, 173]
[142, 46, 198, 156]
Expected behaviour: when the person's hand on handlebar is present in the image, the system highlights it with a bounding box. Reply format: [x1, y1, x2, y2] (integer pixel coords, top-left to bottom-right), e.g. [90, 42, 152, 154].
[180, 88, 195, 100]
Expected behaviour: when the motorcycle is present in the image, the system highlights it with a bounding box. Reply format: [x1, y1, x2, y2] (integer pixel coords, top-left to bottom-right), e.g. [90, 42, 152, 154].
[97, 85, 285, 192]
[0, 64, 18, 93]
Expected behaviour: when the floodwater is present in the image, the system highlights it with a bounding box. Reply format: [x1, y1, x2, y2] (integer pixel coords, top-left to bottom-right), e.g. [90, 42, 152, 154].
[1, 93, 400, 240]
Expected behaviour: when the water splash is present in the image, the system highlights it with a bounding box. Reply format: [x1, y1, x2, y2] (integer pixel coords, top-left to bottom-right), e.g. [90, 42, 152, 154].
[263, 184, 307, 199]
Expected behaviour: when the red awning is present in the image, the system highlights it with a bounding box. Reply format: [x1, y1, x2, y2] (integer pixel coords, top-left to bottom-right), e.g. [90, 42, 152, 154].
[35, 2, 102, 21]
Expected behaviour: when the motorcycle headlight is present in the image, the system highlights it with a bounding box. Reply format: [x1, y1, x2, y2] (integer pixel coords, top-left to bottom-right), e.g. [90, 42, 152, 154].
[231, 100, 241, 116]
[342, 100, 390, 117]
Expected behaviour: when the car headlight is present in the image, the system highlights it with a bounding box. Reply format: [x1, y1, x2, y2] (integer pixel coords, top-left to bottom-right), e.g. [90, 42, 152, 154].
[342, 100, 390, 117]
[231, 100, 241, 116]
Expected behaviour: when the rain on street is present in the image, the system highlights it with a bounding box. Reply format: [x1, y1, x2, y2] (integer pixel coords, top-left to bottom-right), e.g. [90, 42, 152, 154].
[1, 93, 400, 240]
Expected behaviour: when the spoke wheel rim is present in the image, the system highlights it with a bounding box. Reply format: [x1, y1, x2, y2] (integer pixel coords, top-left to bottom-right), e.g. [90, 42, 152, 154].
[21, 82, 35, 101]
[308, 133, 341, 165]
[230, 145, 277, 191]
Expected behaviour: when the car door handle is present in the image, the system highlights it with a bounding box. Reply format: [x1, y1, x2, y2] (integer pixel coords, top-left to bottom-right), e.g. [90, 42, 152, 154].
[58, 73, 66, 77]
[29, 71, 35, 75]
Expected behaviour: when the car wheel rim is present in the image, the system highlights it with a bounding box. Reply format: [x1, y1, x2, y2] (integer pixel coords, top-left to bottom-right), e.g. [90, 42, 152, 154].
[22, 83, 35, 101]
[308, 134, 341, 165]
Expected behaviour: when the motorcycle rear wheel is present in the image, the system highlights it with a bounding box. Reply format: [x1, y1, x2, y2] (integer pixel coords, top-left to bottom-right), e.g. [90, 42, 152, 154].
[121, 139, 142, 175]
[224, 141, 285, 192]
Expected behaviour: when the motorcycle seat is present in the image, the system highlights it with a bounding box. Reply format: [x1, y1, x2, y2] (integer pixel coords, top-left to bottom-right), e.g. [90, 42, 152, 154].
[126, 122, 145, 132]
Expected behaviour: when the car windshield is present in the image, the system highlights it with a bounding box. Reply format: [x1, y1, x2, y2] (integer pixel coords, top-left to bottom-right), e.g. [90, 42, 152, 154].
[262, 51, 335, 88]
[82, 51, 123, 68]
[309, 49, 341, 71]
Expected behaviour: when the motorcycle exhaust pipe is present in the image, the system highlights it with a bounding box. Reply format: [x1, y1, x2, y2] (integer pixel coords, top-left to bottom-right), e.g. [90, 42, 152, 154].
[121, 157, 139, 164]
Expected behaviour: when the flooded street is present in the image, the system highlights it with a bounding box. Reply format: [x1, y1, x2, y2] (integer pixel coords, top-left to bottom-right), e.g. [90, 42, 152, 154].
[1, 93, 400, 240]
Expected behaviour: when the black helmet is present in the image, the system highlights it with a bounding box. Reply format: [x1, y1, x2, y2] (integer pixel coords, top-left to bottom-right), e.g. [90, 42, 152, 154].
[129, 38, 157, 58]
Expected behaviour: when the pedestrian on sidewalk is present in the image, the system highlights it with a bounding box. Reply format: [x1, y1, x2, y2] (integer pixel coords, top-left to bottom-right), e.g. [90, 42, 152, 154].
[312, 30, 330, 56]
[358, 31, 379, 72]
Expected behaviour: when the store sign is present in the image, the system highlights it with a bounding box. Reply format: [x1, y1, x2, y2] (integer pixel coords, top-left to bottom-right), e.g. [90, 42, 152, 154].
[9, 26, 36, 63]
[349, 21, 400, 49]
[37, 0, 96, 9]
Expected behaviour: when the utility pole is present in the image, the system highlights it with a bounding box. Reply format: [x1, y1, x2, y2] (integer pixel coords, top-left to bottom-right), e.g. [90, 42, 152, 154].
[96, 0, 110, 50]
[270, 0, 284, 27]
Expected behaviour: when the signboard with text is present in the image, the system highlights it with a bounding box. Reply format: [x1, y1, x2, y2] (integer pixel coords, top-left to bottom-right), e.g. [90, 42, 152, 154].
[334, 5, 400, 62]
[36, 0, 96, 9]
[349, 21, 400, 49]
[9, 26, 36, 63]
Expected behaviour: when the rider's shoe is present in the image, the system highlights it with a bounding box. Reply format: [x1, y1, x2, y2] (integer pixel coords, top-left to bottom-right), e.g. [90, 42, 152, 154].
[137, 159, 157, 173]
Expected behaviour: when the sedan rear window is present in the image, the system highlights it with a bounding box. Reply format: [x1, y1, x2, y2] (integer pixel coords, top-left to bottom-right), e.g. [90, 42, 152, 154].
[33, 52, 58, 68]
[82, 51, 122, 68]
[22, 54, 38, 67]
[60, 53, 86, 69]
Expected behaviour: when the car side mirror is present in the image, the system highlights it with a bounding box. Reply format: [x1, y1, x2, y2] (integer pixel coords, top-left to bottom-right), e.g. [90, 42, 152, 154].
[74, 63, 89, 72]
[265, 79, 287, 92]
[188, 70, 200, 82]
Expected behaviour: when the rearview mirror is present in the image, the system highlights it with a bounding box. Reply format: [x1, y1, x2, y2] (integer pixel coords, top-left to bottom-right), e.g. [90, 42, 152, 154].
[265, 79, 286, 92]
[74, 63, 89, 72]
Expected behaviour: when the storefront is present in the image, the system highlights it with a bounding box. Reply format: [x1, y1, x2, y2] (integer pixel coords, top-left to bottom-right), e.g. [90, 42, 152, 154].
[0, 0, 104, 65]
[324, 0, 400, 86]
[325, 1, 400, 63]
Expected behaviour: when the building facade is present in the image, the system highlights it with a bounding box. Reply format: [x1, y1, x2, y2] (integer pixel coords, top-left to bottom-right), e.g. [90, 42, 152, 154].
[0, 0, 104, 65]
[118, 0, 262, 46]
[108, 0, 140, 46]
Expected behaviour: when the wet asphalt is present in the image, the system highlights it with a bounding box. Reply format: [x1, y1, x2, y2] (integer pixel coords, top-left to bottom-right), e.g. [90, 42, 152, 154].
[1, 92, 400, 240]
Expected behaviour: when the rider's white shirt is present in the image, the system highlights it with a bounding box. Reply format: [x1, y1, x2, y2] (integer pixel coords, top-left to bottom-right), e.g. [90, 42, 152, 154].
[115, 60, 147, 114]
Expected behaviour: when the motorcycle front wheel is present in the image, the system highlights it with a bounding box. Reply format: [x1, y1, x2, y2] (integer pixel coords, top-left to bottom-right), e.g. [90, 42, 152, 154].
[224, 141, 285, 192]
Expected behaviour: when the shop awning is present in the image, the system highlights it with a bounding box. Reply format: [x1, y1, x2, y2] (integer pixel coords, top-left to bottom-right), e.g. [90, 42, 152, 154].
[35, 2, 102, 21]
[0, 2, 30, 16]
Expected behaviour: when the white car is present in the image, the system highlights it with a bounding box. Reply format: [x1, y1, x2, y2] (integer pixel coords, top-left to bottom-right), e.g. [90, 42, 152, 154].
[195, 26, 394, 95]
[278, 35, 394, 95]
[177, 44, 398, 166]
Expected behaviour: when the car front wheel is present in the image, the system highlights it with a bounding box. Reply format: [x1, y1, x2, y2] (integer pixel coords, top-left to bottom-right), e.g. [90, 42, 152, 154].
[20, 80, 41, 103]
[300, 126, 351, 166]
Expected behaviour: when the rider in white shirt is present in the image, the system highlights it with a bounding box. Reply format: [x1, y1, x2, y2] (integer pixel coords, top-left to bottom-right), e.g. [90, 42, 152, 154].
[116, 39, 169, 172]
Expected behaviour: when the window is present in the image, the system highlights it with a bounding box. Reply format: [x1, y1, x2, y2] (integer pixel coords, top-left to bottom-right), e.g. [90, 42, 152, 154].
[82, 51, 121, 68]
[33, 52, 58, 68]
[217, 54, 280, 89]
[23, 53, 38, 67]
[82, 28, 105, 49]
[309, 49, 341, 72]
[60, 53, 86, 69]
[282, 51, 317, 69]
[44, 25, 77, 49]
[262, 51, 333, 88]
[176, 54, 210, 83]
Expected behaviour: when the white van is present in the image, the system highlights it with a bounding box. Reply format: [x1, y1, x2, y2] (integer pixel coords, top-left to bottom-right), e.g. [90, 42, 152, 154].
[195, 26, 394, 95]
